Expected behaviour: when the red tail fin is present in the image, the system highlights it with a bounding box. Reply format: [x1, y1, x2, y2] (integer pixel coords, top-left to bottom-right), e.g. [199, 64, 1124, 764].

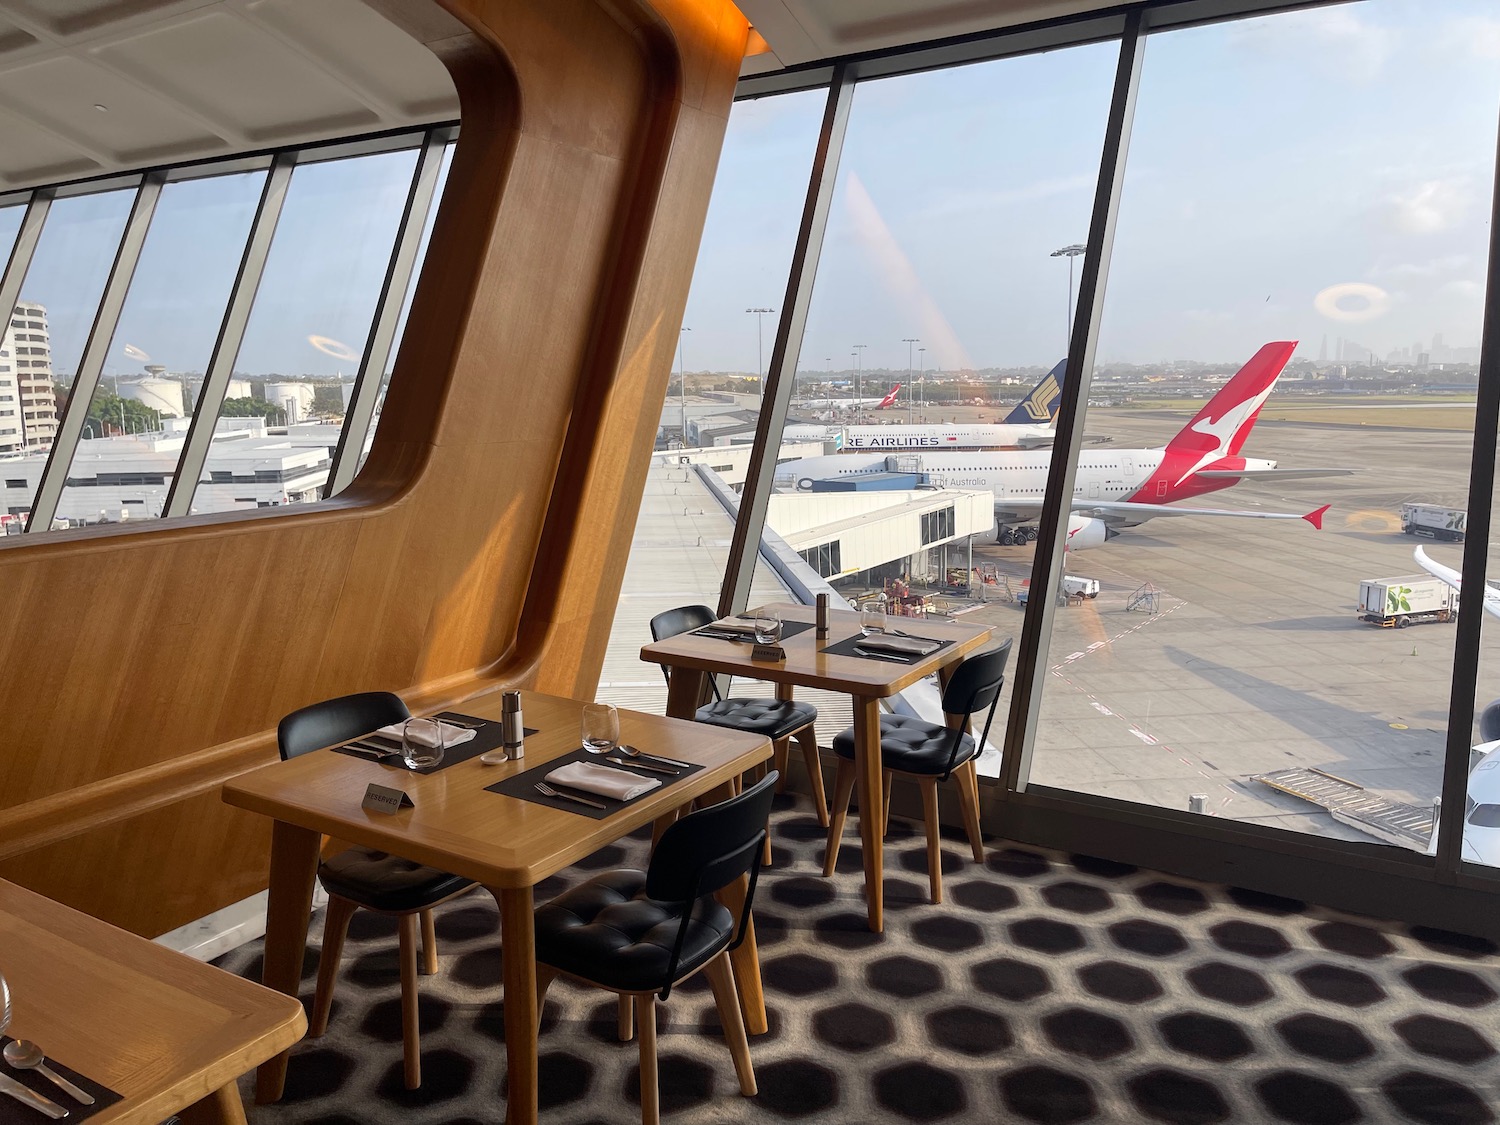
[877, 384, 901, 408]
[1303, 504, 1330, 530]
[1126, 341, 1297, 504]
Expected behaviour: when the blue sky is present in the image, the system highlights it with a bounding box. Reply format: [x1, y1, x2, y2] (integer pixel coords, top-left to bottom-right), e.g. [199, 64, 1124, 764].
[683, 0, 1500, 372]
[4, 0, 1498, 379]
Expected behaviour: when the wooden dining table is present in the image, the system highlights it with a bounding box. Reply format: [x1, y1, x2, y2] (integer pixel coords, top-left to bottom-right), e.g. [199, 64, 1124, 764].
[641, 601, 995, 933]
[221, 690, 771, 1125]
[0, 877, 305, 1125]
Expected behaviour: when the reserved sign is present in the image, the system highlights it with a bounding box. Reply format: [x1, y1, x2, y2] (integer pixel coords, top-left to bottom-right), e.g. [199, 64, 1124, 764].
[751, 642, 786, 663]
[362, 782, 414, 815]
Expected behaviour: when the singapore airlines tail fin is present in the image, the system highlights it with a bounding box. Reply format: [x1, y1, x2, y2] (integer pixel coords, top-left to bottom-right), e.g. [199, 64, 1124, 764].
[875, 384, 902, 408]
[1002, 358, 1067, 425]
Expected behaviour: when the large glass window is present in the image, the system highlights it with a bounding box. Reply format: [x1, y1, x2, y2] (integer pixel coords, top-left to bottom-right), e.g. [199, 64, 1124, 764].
[190, 146, 419, 515]
[1023, 1, 1497, 857]
[0, 188, 135, 520]
[56, 170, 266, 526]
[749, 45, 1116, 747]
[596, 90, 826, 715]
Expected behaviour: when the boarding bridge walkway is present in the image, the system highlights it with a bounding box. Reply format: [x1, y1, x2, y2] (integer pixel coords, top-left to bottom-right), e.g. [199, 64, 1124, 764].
[1252, 767, 1434, 852]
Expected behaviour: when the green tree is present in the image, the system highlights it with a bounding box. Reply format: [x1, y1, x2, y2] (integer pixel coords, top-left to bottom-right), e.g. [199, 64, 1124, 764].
[84, 390, 160, 437]
[220, 396, 286, 422]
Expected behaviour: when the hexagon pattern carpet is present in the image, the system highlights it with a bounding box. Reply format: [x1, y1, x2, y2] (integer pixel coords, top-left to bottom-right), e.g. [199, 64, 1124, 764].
[217, 794, 1500, 1124]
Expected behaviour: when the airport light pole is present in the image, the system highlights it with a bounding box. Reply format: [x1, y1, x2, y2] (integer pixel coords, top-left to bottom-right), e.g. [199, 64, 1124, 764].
[903, 337, 919, 423]
[746, 307, 773, 398]
[1050, 243, 1086, 355]
[918, 346, 927, 422]
[852, 343, 867, 426]
[678, 326, 690, 444]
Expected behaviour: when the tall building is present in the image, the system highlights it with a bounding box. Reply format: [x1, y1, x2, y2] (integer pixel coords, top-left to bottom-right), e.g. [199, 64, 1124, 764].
[0, 301, 57, 454]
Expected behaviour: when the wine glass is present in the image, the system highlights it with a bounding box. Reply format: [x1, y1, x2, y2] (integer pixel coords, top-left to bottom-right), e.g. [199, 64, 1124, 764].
[582, 703, 620, 756]
[400, 716, 445, 770]
[859, 599, 887, 637]
[753, 608, 782, 645]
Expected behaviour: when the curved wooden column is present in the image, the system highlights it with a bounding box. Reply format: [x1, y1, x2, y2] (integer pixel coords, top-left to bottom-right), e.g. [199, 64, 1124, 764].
[0, 0, 747, 934]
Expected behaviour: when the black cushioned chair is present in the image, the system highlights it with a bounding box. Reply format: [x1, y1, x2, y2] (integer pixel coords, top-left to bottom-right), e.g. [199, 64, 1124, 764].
[650, 605, 827, 834]
[823, 639, 1012, 903]
[278, 691, 477, 1089]
[534, 771, 778, 1125]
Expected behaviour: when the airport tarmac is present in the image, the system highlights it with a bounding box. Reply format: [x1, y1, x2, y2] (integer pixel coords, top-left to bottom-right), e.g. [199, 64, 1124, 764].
[956, 405, 1496, 853]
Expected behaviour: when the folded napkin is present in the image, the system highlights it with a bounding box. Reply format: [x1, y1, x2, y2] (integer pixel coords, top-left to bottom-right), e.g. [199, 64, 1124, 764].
[376, 720, 477, 748]
[698, 618, 761, 637]
[856, 633, 940, 656]
[546, 761, 661, 801]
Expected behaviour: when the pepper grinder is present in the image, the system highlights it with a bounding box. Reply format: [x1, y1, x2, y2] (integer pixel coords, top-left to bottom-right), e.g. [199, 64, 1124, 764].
[815, 592, 830, 638]
[501, 691, 525, 760]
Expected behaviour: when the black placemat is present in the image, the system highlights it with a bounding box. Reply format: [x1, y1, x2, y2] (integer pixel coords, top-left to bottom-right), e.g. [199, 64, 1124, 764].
[486, 747, 704, 819]
[691, 619, 814, 643]
[326, 711, 537, 775]
[820, 633, 955, 665]
[0, 1037, 124, 1123]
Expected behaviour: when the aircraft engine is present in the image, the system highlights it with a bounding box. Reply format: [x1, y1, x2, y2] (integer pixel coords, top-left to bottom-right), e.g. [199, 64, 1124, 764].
[1065, 515, 1115, 550]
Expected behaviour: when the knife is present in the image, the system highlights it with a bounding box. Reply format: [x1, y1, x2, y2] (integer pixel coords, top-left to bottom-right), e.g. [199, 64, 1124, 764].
[606, 757, 679, 776]
[0, 1072, 67, 1119]
[854, 647, 912, 664]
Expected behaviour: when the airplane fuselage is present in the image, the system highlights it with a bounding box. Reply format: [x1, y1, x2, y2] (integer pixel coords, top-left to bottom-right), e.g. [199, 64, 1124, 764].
[781, 423, 1055, 451]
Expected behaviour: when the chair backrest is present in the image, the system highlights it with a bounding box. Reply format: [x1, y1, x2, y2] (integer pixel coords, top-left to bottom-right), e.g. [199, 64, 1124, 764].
[278, 691, 410, 760]
[935, 638, 1013, 777]
[648, 604, 723, 701]
[645, 770, 778, 995]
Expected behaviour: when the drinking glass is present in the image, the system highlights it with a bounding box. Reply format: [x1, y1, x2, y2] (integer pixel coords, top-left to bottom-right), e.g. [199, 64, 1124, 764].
[753, 608, 782, 645]
[860, 599, 887, 637]
[582, 703, 620, 755]
[400, 716, 445, 770]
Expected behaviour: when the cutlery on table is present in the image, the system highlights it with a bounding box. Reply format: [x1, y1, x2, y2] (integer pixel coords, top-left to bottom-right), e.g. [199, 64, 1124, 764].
[615, 746, 692, 769]
[3, 1041, 94, 1105]
[854, 647, 911, 664]
[535, 781, 606, 809]
[605, 756, 678, 776]
[436, 716, 483, 729]
[343, 742, 397, 759]
[0, 1072, 67, 1119]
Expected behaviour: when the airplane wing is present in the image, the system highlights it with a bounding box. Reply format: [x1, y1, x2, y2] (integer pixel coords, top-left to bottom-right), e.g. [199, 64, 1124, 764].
[1195, 467, 1354, 481]
[1414, 545, 1500, 618]
[997, 497, 1329, 528]
[1016, 431, 1057, 449]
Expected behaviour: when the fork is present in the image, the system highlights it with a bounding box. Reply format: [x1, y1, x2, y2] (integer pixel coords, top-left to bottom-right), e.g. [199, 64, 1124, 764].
[535, 781, 606, 809]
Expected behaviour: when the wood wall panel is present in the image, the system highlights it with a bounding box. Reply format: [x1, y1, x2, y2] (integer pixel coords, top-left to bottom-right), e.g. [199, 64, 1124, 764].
[0, 0, 748, 936]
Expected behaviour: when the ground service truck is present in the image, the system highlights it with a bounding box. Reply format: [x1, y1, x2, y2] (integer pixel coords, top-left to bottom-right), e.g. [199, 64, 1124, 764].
[1401, 503, 1466, 542]
[1358, 575, 1459, 628]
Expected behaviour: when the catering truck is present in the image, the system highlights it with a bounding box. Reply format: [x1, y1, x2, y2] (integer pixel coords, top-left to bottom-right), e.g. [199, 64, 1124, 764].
[1357, 575, 1459, 628]
[1401, 503, 1466, 542]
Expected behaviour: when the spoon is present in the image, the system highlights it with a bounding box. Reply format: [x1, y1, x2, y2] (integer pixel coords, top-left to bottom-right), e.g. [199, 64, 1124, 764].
[3, 1041, 94, 1104]
[615, 745, 692, 769]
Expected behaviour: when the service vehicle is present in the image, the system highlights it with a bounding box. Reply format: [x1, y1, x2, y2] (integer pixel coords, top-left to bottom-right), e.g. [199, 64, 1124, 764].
[1401, 503, 1466, 542]
[1357, 575, 1459, 628]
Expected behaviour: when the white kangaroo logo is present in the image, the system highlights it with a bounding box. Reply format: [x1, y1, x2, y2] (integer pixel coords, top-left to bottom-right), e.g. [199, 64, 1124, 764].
[1169, 383, 1276, 488]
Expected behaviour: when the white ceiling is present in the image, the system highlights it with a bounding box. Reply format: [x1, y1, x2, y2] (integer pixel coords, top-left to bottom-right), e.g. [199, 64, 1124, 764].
[0, 0, 457, 190]
[738, 0, 1119, 74]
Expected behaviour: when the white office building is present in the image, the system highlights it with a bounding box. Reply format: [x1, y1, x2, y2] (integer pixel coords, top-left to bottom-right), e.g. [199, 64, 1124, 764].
[0, 301, 58, 455]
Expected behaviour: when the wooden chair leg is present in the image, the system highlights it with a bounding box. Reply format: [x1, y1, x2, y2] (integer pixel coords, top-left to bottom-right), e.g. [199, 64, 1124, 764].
[704, 952, 757, 1096]
[919, 778, 943, 904]
[177, 1082, 247, 1125]
[954, 760, 986, 862]
[535, 964, 558, 1031]
[618, 993, 635, 1041]
[309, 895, 357, 1038]
[882, 770, 894, 836]
[637, 994, 659, 1125]
[397, 913, 422, 1089]
[771, 737, 790, 792]
[419, 908, 439, 975]
[823, 759, 856, 877]
[795, 725, 829, 827]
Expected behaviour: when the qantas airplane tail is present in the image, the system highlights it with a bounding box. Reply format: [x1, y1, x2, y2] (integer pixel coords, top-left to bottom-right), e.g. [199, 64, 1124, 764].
[1003, 358, 1067, 425]
[876, 384, 901, 408]
[1125, 341, 1297, 505]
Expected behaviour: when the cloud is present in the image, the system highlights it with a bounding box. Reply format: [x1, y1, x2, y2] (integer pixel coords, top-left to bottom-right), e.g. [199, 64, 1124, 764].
[1383, 179, 1472, 235]
[1370, 254, 1474, 281]
[1438, 279, 1484, 302]
[928, 173, 1094, 219]
[1230, 7, 1393, 83]
[1452, 16, 1500, 61]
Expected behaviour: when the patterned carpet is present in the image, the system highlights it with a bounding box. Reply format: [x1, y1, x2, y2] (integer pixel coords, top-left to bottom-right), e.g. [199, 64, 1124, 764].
[219, 793, 1500, 1124]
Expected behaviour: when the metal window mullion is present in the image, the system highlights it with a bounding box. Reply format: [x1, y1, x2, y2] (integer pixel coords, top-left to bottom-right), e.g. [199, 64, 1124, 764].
[163, 152, 294, 519]
[719, 66, 855, 617]
[1434, 107, 1500, 877]
[1000, 11, 1146, 796]
[27, 174, 161, 533]
[325, 128, 447, 497]
[0, 191, 51, 451]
